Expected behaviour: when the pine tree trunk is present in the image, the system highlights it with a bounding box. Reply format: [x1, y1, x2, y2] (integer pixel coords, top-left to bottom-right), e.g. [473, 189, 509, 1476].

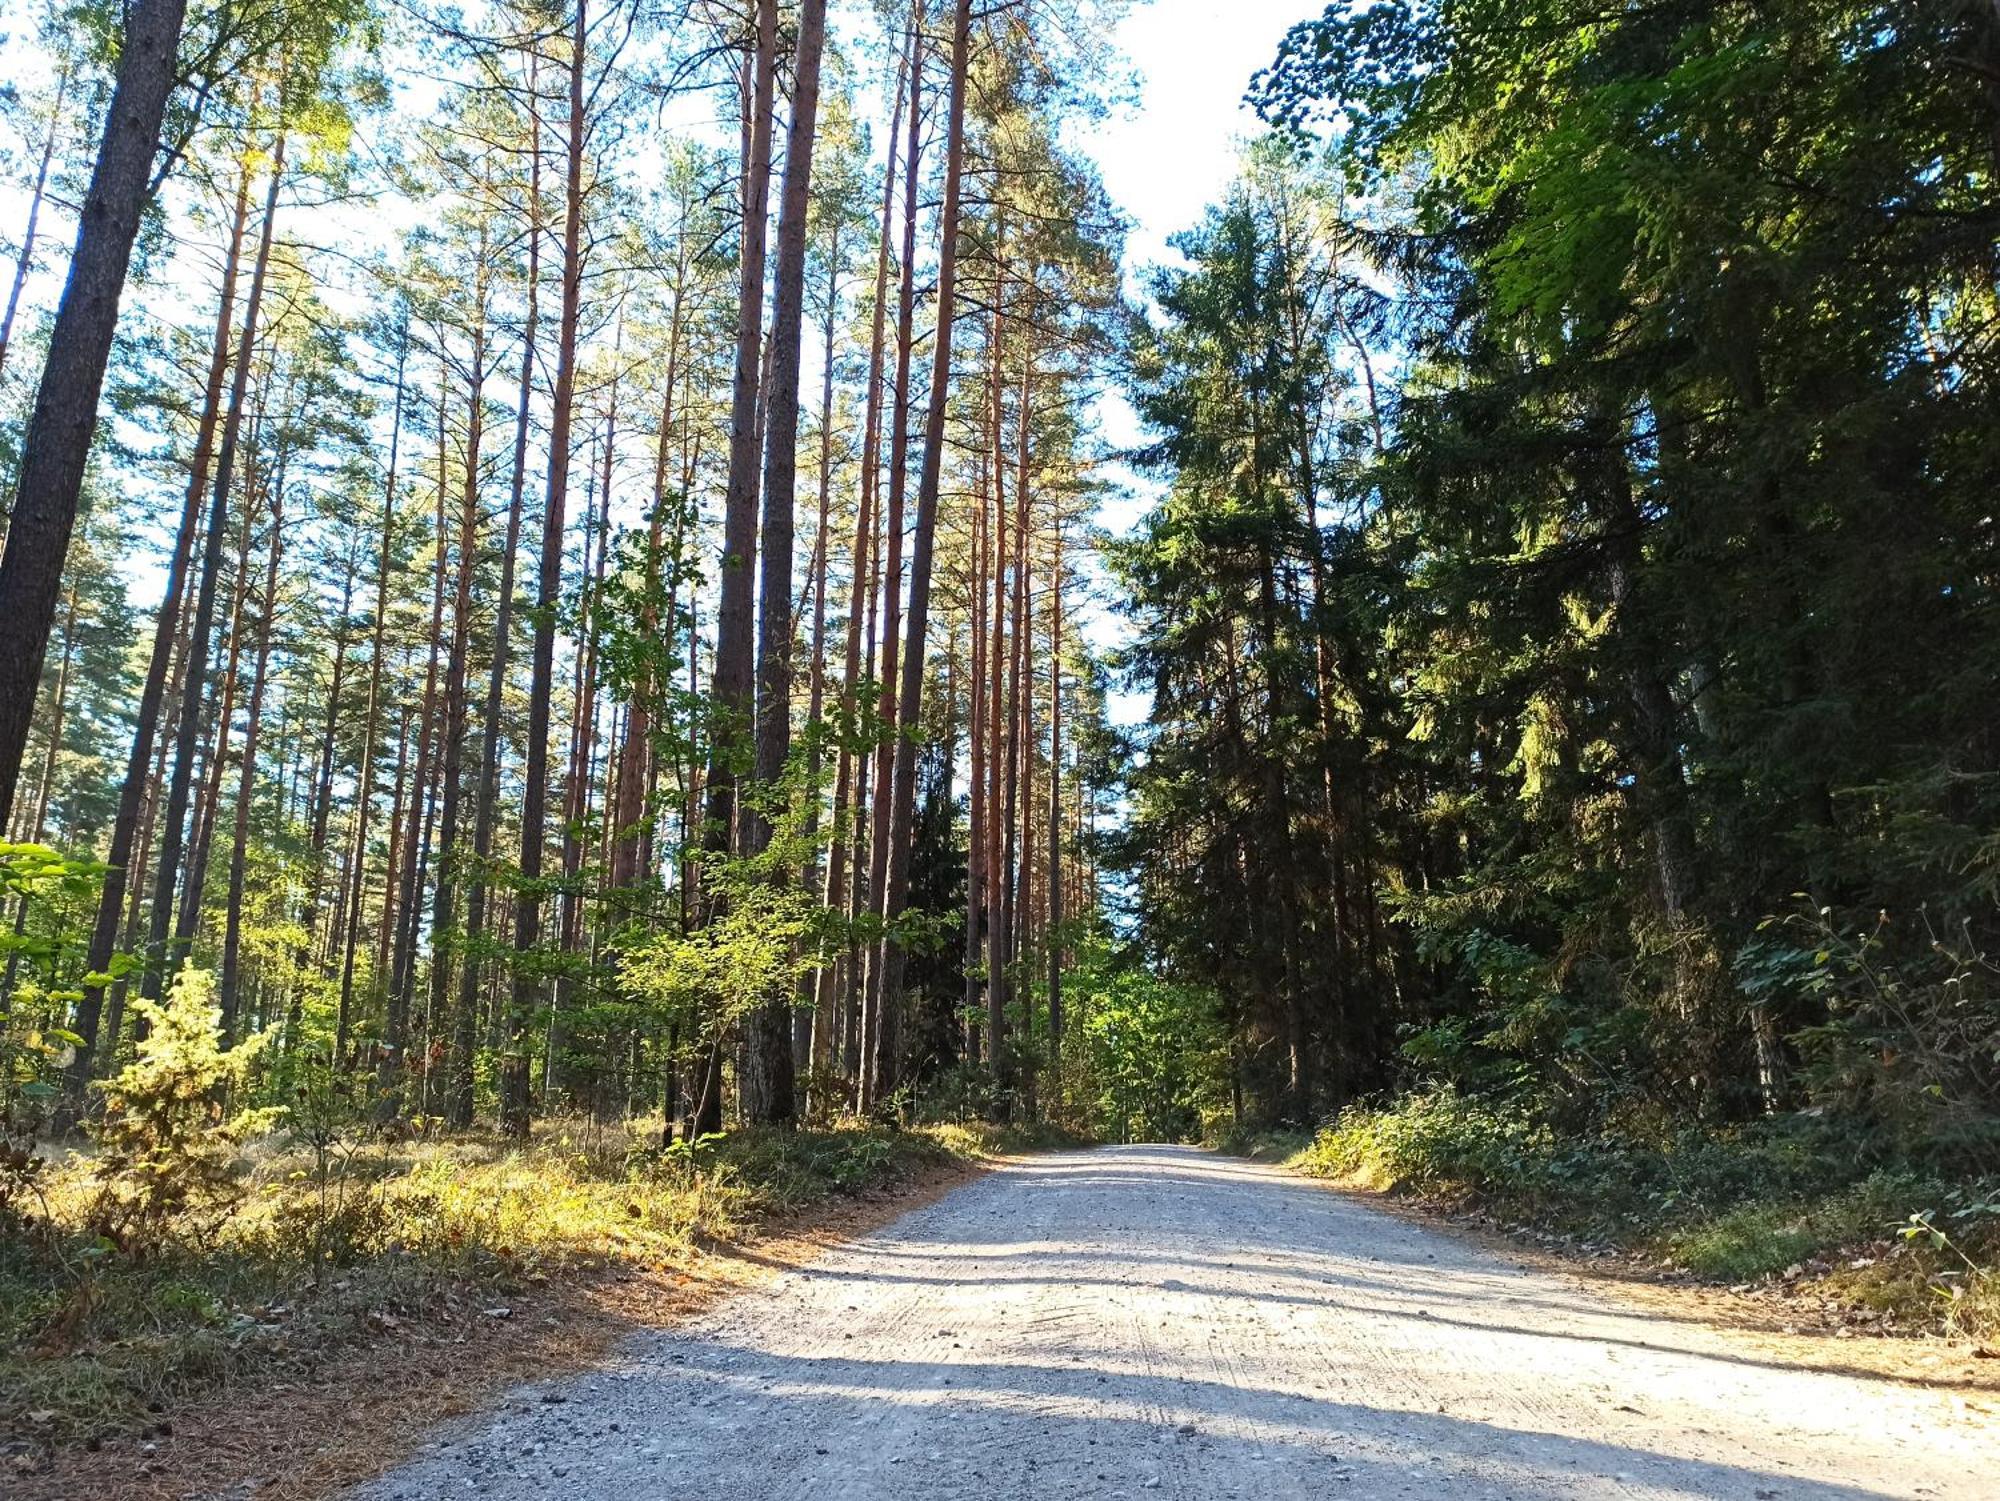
[461, 69, 540, 1116]
[0, 62, 71, 385]
[300, 547, 360, 967]
[177, 445, 263, 950]
[860, 6, 928, 1111]
[1046, 534, 1064, 1083]
[0, 0, 190, 824]
[800, 237, 840, 1087]
[502, 0, 589, 1139]
[380, 384, 451, 1114]
[741, 0, 828, 1125]
[219, 494, 285, 1043]
[137, 127, 286, 1009]
[873, 0, 974, 1109]
[826, 23, 909, 1105]
[337, 334, 408, 1067]
[438, 273, 491, 1127]
[690, 0, 777, 1137]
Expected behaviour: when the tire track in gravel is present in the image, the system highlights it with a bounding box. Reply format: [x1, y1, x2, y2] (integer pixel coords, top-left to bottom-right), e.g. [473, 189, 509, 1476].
[351, 1144, 1996, 1501]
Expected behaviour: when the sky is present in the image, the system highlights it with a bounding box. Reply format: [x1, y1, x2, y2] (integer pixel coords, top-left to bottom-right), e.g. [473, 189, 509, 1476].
[1067, 0, 1313, 722]
[1082, 0, 1312, 538]
[1094, 0, 1312, 288]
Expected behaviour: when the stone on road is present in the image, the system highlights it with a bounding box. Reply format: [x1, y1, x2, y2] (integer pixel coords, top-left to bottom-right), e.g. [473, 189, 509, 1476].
[353, 1144, 1993, 1500]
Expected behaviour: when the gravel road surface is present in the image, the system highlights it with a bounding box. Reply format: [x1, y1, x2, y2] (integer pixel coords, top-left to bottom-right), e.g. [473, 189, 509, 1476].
[352, 1144, 1993, 1500]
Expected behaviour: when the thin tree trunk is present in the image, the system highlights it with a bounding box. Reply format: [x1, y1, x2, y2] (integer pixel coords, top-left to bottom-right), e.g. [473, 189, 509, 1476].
[300, 546, 360, 966]
[825, 23, 909, 1102]
[502, 0, 589, 1138]
[1046, 533, 1064, 1082]
[177, 439, 264, 949]
[379, 380, 451, 1114]
[219, 493, 285, 1042]
[337, 333, 408, 1067]
[801, 232, 841, 1085]
[136, 127, 286, 1009]
[0, 62, 71, 385]
[460, 64, 540, 1116]
[873, 0, 974, 1108]
[439, 263, 491, 1127]
[860, 5, 927, 1111]
[690, 0, 777, 1137]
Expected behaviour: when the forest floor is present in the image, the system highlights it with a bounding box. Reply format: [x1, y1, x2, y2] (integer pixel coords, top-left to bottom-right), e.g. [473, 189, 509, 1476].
[2, 1120, 1058, 1501]
[339, 1144, 1993, 1501]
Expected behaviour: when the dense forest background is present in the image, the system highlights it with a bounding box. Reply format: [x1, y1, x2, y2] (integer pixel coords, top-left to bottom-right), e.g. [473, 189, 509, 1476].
[1117, 1, 2000, 1164]
[0, 0, 1143, 1145]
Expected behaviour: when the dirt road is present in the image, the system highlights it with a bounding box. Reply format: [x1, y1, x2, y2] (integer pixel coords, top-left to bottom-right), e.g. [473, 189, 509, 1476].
[353, 1145, 1992, 1500]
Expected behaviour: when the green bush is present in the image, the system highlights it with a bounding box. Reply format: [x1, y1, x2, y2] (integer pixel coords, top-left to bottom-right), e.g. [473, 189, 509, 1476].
[1285, 1089, 1999, 1335]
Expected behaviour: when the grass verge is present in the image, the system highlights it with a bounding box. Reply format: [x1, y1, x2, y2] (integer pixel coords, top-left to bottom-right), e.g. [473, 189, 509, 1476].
[1, 1115, 1074, 1484]
[1258, 1090, 1999, 1343]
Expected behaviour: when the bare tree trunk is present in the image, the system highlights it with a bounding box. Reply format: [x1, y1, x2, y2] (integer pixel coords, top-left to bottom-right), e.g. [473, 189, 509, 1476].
[137, 127, 286, 1009]
[691, 0, 776, 1137]
[801, 231, 841, 1086]
[873, 0, 974, 1108]
[860, 6, 927, 1111]
[825, 22, 909, 1104]
[0, 0, 190, 823]
[962, 458, 987, 1063]
[438, 268, 491, 1127]
[460, 67, 540, 1114]
[741, 0, 828, 1125]
[300, 545, 360, 967]
[1046, 532, 1064, 1083]
[502, 0, 589, 1138]
[0, 62, 71, 385]
[337, 333, 408, 1067]
[380, 381, 451, 1114]
[219, 492, 285, 1042]
[177, 439, 263, 949]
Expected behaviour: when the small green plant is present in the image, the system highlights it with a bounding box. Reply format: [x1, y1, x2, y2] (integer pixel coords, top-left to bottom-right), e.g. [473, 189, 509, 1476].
[87, 969, 273, 1256]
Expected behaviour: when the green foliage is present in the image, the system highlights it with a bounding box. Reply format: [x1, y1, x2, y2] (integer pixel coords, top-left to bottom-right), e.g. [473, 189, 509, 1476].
[1291, 1089, 1999, 1335]
[1064, 944, 1229, 1143]
[1116, 0, 2000, 1149]
[86, 970, 272, 1255]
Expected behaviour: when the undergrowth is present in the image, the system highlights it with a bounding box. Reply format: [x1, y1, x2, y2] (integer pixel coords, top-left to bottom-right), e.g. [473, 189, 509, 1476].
[1278, 1089, 2000, 1341]
[0, 1114, 1064, 1450]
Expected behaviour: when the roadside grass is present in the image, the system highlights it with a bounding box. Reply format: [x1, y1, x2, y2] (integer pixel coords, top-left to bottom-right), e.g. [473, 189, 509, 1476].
[1270, 1090, 2000, 1341]
[0, 1116, 1069, 1453]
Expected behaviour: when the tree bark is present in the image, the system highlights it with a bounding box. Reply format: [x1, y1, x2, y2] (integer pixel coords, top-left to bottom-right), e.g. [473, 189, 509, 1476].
[502, 0, 590, 1139]
[219, 492, 285, 1043]
[740, 0, 827, 1126]
[826, 21, 909, 1106]
[62, 159, 252, 1110]
[0, 62, 71, 386]
[438, 262, 491, 1127]
[0, 0, 190, 825]
[461, 63, 540, 1118]
[337, 333, 408, 1068]
[872, 0, 974, 1109]
[690, 0, 776, 1137]
[860, 5, 928, 1110]
[136, 126, 286, 1009]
